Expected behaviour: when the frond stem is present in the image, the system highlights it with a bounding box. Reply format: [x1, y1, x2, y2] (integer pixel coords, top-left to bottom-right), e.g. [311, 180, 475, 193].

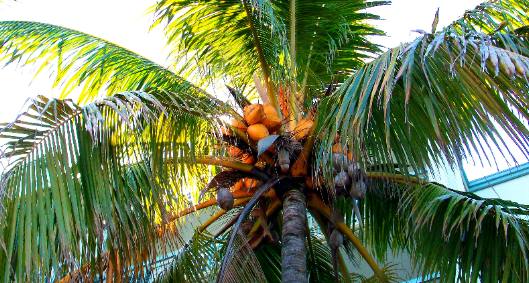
[289, 0, 299, 121]
[366, 172, 426, 185]
[307, 194, 387, 282]
[166, 191, 254, 223]
[198, 198, 251, 232]
[194, 156, 254, 172]
[242, 1, 278, 110]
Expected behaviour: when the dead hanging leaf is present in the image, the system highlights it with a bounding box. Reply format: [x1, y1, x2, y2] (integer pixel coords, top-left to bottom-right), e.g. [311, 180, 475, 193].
[257, 134, 279, 156]
[199, 171, 254, 200]
[206, 171, 252, 189]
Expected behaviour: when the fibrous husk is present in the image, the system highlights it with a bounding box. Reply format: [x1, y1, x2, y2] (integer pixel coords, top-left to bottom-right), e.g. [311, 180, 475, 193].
[277, 148, 290, 173]
[293, 118, 314, 140]
[247, 124, 269, 141]
[217, 187, 234, 210]
[243, 104, 265, 125]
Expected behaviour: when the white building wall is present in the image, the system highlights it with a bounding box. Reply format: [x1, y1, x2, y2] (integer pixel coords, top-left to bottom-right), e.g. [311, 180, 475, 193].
[473, 175, 529, 204]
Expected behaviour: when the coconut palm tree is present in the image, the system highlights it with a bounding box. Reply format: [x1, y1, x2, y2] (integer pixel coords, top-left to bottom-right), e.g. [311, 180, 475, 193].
[1, 0, 529, 282]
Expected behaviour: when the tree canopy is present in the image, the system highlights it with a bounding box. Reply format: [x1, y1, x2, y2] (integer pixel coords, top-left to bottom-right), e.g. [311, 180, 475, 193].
[0, 0, 528, 282]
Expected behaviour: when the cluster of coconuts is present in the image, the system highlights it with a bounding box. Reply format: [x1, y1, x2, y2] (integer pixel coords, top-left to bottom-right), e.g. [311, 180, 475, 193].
[229, 102, 314, 142]
[236, 103, 282, 141]
[331, 143, 367, 199]
[216, 102, 315, 210]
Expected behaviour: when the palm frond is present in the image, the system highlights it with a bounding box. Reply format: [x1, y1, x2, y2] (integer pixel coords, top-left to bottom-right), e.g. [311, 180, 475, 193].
[363, 175, 529, 282]
[274, 0, 387, 100]
[0, 91, 229, 281]
[152, 0, 288, 94]
[254, 238, 338, 283]
[156, 231, 266, 283]
[0, 21, 208, 104]
[315, 0, 529, 180]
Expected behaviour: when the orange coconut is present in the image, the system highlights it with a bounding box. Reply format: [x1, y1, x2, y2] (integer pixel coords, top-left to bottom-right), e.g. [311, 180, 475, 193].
[244, 178, 260, 189]
[262, 103, 282, 131]
[332, 143, 345, 154]
[294, 119, 314, 140]
[247, 123, 269, 141]
[232, 180, 244, 192]
[227, 146, 243, 157]
[231, 119, 248, 131]
[243, 104, 265, 125]
[241, 154, 256, 164]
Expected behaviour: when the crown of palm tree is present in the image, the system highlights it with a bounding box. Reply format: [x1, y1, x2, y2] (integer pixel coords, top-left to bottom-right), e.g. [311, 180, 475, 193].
[0, 0, 529, 282]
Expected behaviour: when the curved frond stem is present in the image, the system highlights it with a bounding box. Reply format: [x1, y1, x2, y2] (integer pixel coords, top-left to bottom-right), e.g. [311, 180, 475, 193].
[195, 156, 254, 172]
[366, 172, 426, 185]
[242, 1, 278, 110]
[307, 193, 386, 281]
[288, 0, 299, 122]
[265, 198, 282, 216]
[247, 197, 282, 239]
[166, 192, 254, 223]
[217, 177, 283, 283]
[198, 198, 251, 233]
[213, 211, 242, 238]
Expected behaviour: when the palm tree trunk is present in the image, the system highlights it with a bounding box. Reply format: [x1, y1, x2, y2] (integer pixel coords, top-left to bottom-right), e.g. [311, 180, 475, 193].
[281, 188, 307, 283]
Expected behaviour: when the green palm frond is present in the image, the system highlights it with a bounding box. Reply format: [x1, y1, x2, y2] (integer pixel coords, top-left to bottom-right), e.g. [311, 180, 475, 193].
[0, 91, 229, 281]
[315, 0, 529, 179]
[273, 0, 387, 98]
[0, 21, 208, 104]
[363, 176, 529, 282]
[349, 264, 401, 282]
[156, 231, 266, 283]
[255, 238, 337, 283]
[152, 0, 288, 93]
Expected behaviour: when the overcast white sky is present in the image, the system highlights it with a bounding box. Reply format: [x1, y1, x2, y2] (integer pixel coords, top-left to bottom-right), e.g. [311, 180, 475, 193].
[3, 0, 521, 180]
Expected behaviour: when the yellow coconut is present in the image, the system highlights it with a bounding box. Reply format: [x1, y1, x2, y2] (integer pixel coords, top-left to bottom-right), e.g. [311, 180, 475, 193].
[262, 103, 282, 131]
[247, 123, 269, 141]
[243, 104, 265, 125]
[294, 119, 314, 140]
